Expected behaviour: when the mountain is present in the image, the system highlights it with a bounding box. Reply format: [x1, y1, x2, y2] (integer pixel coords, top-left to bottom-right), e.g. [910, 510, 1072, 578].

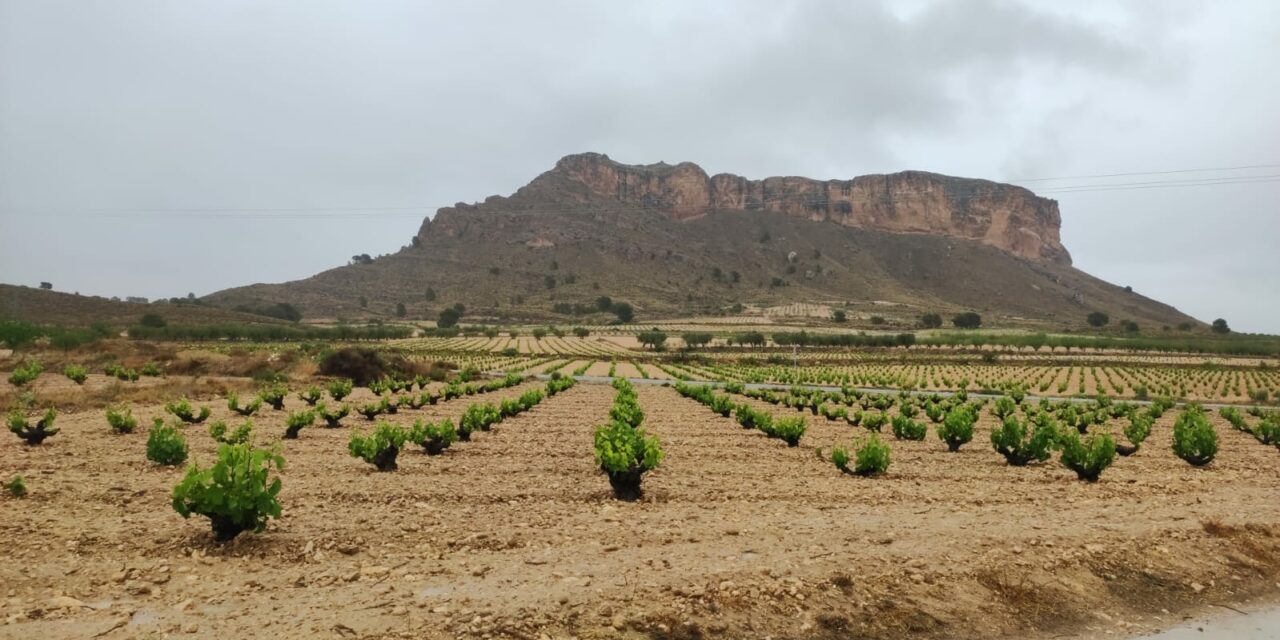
[204, 153, 1199, 330]
[0, 284, 290, 327]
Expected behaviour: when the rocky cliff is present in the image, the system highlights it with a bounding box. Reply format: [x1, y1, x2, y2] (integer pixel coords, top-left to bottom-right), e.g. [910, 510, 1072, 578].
[419, 152, 1069, 264]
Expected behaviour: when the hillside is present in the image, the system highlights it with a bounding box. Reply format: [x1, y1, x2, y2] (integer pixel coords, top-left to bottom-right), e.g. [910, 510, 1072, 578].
[205, 153, 1200, 330]
[0, 284, 291, 327]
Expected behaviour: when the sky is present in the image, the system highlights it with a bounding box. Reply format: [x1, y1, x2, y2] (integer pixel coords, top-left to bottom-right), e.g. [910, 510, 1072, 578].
[1, 0, 1277, 332]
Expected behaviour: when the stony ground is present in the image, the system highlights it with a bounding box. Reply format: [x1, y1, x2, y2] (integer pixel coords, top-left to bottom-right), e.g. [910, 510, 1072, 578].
[2, 381, 1279, 639]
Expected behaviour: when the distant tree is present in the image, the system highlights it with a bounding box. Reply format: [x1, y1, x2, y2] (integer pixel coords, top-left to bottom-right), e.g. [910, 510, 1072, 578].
[1124, 285, 1133, 293]
[351, 254, 373, 265]
[870, 316, 885, 325]
[920, 313, 943, 328]
[550, 260, 559, 270]
[532, 327, 547, 339]
[711, 267, 723, 280]
[1087, 312, 1110, 328]
[1211, 318, 1230, 334]
[358, 296, 368, 309]
[424, 287, 437, 301]
[737, 331, 766, 348]
[595, 296, 613, 311]
[483, 327, 499, 339]
[39, 282, 52, 290]
[638, 328, 668, 351]
[452, 303, 465, 314]
[544, 275, 557, 290]
[438, 307, 461, 328]
[489, 266, 500, 275]
[832, 310, 847, 323]
[682, 332, 713, 349]
[395, 302, 406, 318]
[1177, 322, 1193, 331]
[758, 230, 771, 243]
[573, 327, 590, 338]
[1120, 320, 1140, 333]
[769, 277, 785, 288]
[611, 302, 634, 323]
[952, 312, 982, 329]
[139, 313, 167, 328]
[410, 236, 420, 247]
[730, 271, 740, 283]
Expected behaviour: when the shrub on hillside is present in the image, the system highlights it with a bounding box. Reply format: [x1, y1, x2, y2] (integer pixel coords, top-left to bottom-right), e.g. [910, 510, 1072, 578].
[952, 312, 982, 329]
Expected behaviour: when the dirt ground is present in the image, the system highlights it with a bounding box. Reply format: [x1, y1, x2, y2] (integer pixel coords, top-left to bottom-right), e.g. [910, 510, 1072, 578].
[2, 382, 1279, 640]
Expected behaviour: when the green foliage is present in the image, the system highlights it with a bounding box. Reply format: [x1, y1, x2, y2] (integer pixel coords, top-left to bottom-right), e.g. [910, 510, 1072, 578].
[951, 312, 982, 329]
[357, 399, 385, 420]
[609, 381, 645, 428]
[317, 402, 350, 427]
[5, 476, 27, 498]
[165, 398, 211, 424]
[460, 402, 502, 434]
[227, 392, 261, 417]
[891, 414, 928, 442]
[9, 407, 58, 444]
[1254, 416, 1280, 446]
[8, 360, 43, 387]
[935, 408, 974, 450]
[283, 409, 315, 439]
[862, 411, 887, 432]
[348, 422, 408, 471]
[1211, 318, 1230, 334]
[327, 378, 353, 401]
[147, 419, 189, 465]
[299, 386, 323, 406]
[258, 385, 287, 411]
[593, 420, 664, 474]
[1087, 311, 1110, 328]
[638, 329, 668, 351]
[853, 435, 891, 476]
[1059, 431, 1116, 481]
[991, 396, 1017, 420]
[208, 420, 253, 445]
[62, 364, 88, 384]
[766, 415, 807, 446]
[990, 415, 1055, 465]
[140, 362, 163, 377]
[1172, 406, 1218, 466]
[106, 406, 138, 434]
[409, 418, 458, 454]
[171, 444, 284, 541]
[546, 376, 577, 395]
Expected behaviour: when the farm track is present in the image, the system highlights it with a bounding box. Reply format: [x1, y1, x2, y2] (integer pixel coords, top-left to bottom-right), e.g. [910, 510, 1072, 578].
[1, 381, 1279, 639]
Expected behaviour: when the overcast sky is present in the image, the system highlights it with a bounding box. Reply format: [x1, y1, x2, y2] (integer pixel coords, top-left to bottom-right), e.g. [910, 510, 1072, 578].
[1, 0, 1277, 332]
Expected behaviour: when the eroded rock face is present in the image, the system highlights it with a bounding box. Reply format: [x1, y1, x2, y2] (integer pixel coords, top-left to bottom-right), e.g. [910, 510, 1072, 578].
[419, 152, 1069, 264]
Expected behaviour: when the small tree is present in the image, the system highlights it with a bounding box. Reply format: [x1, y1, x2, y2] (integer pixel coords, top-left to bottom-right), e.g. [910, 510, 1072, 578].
[682, 332, 712, 349]
[171, 444, 283, 542]
[832, 310, 847, 323]
[1086, 312, 1109, 328]
[438, 307, 461, 328]
[139, 313, 167, 328]
[573, 327, 590, 338]
[920, 313, 942, 328]
[39, 282, 52, 290]
[1211, 318, 1230, 334]
[952, 312, 982, 329]
[612, 302, 634, 323]
[638, 329, 668, 351]
[395, 302, 407, 318]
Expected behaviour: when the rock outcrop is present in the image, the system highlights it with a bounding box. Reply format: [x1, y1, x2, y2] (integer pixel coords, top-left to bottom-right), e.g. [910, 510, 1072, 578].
[419, 152, 1069, 264]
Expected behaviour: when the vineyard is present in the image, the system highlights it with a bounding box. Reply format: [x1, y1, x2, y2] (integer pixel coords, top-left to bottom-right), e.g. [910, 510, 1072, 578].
[2, 338, 1280, 640]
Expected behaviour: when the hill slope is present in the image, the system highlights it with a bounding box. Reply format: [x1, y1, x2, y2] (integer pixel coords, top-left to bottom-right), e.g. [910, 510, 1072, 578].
[205, 153, 1199, 330]
[0, 284, 290, 327]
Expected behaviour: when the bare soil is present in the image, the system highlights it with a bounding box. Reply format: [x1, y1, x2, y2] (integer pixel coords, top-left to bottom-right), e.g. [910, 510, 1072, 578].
[2, 383, 1279, 639]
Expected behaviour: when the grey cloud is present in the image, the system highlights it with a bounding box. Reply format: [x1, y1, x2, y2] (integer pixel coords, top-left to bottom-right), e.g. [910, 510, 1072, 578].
[1, 0, 1277, 331]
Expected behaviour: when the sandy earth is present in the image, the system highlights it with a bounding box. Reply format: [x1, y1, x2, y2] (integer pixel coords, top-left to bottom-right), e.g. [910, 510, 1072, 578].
[2, 382, 1279, 640]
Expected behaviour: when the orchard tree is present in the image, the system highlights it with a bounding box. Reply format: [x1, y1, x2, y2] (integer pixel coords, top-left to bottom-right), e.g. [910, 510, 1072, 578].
[920, 313, 943, 328]
[612, 302, 634, 323]
[638, 329, 668, 351]
[438, 307, 461, 328]
[1212, 318, 1230, 334]
[952, 312, 982, 329]
[1087, 312, 1110, 328]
